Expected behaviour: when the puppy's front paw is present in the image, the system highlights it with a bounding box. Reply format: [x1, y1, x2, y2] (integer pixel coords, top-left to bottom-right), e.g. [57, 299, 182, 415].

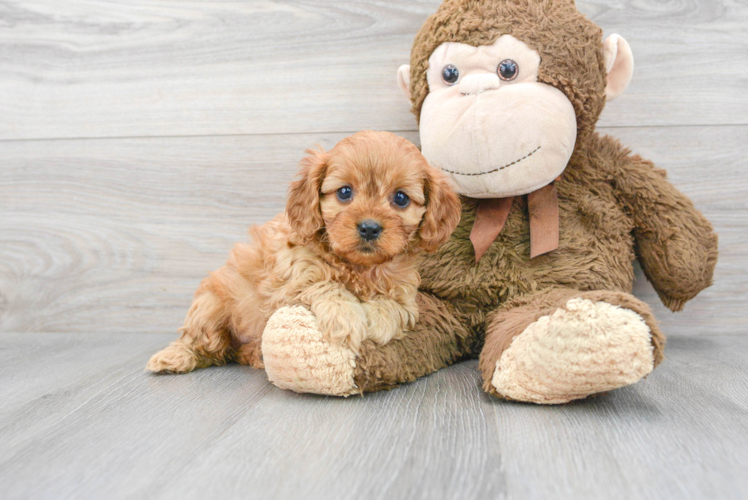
[362, 300, 417, 346]
[313, 301, 368, 353]
[146, 341, 198, 373]
[362, 302, 402, 345]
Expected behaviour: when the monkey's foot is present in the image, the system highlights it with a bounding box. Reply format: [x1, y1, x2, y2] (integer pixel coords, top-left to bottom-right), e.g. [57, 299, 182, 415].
[492, 298, 655, 404]
[262, 306, 358, 396]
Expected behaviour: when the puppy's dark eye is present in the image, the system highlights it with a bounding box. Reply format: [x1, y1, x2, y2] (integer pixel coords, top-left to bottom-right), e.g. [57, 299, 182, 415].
[336, 186, 353, 202]
[498, 59, 519, 81]
[442, 64, 459, 85]
[393, 191, 410, 208]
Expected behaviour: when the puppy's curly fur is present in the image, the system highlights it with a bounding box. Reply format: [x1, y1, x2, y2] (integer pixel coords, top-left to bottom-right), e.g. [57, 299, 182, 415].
[147, 131, 461, 374]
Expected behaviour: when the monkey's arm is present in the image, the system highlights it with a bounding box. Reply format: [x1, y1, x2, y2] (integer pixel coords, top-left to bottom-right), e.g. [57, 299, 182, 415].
[601, 137, 718, 311]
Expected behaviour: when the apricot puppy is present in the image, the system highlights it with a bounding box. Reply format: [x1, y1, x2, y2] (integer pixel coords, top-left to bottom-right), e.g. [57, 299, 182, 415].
[147, 131, 461, 374]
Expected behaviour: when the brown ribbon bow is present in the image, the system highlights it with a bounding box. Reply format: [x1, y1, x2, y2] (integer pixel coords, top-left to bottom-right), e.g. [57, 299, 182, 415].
[469, 182, 560, 262]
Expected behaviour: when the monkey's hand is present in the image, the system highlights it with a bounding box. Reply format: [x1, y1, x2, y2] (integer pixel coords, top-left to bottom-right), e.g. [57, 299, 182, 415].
[361, 298, 419, 346]
[604, 140, 718, 311]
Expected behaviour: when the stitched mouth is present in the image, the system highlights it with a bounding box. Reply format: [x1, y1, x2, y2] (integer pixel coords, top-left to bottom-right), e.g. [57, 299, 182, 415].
[438, 145, 541, 177]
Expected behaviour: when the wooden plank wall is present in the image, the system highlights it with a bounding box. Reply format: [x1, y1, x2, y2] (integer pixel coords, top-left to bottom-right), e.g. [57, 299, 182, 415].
[1, 0, 746, 336]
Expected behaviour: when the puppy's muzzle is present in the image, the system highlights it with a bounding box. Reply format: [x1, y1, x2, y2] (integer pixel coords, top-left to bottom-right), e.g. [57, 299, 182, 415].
[357, 220, 382, 242]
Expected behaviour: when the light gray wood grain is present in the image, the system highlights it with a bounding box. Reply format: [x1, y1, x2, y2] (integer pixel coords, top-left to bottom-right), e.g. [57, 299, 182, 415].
[0, 131, 415, 334]
[1, 126, 744, 336]
[493, 335, 748, 500]
[0, 0, 746, 141]
[0, 332, 747, 500]
[1, 1, 746, 499]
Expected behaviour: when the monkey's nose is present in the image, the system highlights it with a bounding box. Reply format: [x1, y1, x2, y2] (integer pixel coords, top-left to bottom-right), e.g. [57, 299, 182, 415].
[459, 74, 501, 95]
[357, 220, 382, 242]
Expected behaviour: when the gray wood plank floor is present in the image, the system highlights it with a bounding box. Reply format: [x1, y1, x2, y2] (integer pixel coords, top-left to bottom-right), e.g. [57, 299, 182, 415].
[2, 0, 747, 499]
[1, 333, 747, 500]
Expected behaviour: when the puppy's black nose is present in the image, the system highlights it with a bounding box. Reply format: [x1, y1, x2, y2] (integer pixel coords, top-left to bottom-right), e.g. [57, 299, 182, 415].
[357, 220, 382, 242]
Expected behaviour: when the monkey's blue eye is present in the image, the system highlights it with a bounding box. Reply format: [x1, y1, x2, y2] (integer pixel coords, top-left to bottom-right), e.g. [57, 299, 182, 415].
[498, 59, 519, 81]
[336, 186, 353, 202]
[393, 191, 410, 208]
[442, 64, 459, 85]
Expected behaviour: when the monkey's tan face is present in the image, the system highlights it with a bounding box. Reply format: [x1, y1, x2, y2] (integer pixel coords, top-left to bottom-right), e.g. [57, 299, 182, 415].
[319, 146, 427, 266]
[418, 35, 577, 198]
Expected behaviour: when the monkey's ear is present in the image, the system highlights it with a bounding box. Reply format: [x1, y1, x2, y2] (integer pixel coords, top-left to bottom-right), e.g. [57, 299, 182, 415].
[603, 34, 634, 102]
[397, 65, 412, 100]
[286, 148, 329, 243]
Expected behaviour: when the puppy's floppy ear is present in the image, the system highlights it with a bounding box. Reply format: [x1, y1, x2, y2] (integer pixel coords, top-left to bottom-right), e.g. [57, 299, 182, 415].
[286, 147, 329, 242]
[418, 165, 461, 253]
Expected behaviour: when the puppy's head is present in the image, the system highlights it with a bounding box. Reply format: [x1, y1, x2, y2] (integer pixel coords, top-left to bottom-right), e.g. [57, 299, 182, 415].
[286, 130, 461, 266]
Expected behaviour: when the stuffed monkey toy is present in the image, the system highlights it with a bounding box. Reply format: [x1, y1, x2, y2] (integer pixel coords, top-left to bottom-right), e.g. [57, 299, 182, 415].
[261, 0, 718, 404]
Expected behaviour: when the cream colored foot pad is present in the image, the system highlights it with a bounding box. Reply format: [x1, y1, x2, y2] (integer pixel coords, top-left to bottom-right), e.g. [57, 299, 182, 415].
[262, 306, 358, 397]
[492, 298, 654, 404]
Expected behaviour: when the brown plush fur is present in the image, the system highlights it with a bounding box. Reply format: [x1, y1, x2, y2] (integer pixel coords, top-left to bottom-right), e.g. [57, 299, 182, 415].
[350, 0, 718, 396]
[147, 131, 461, 374]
